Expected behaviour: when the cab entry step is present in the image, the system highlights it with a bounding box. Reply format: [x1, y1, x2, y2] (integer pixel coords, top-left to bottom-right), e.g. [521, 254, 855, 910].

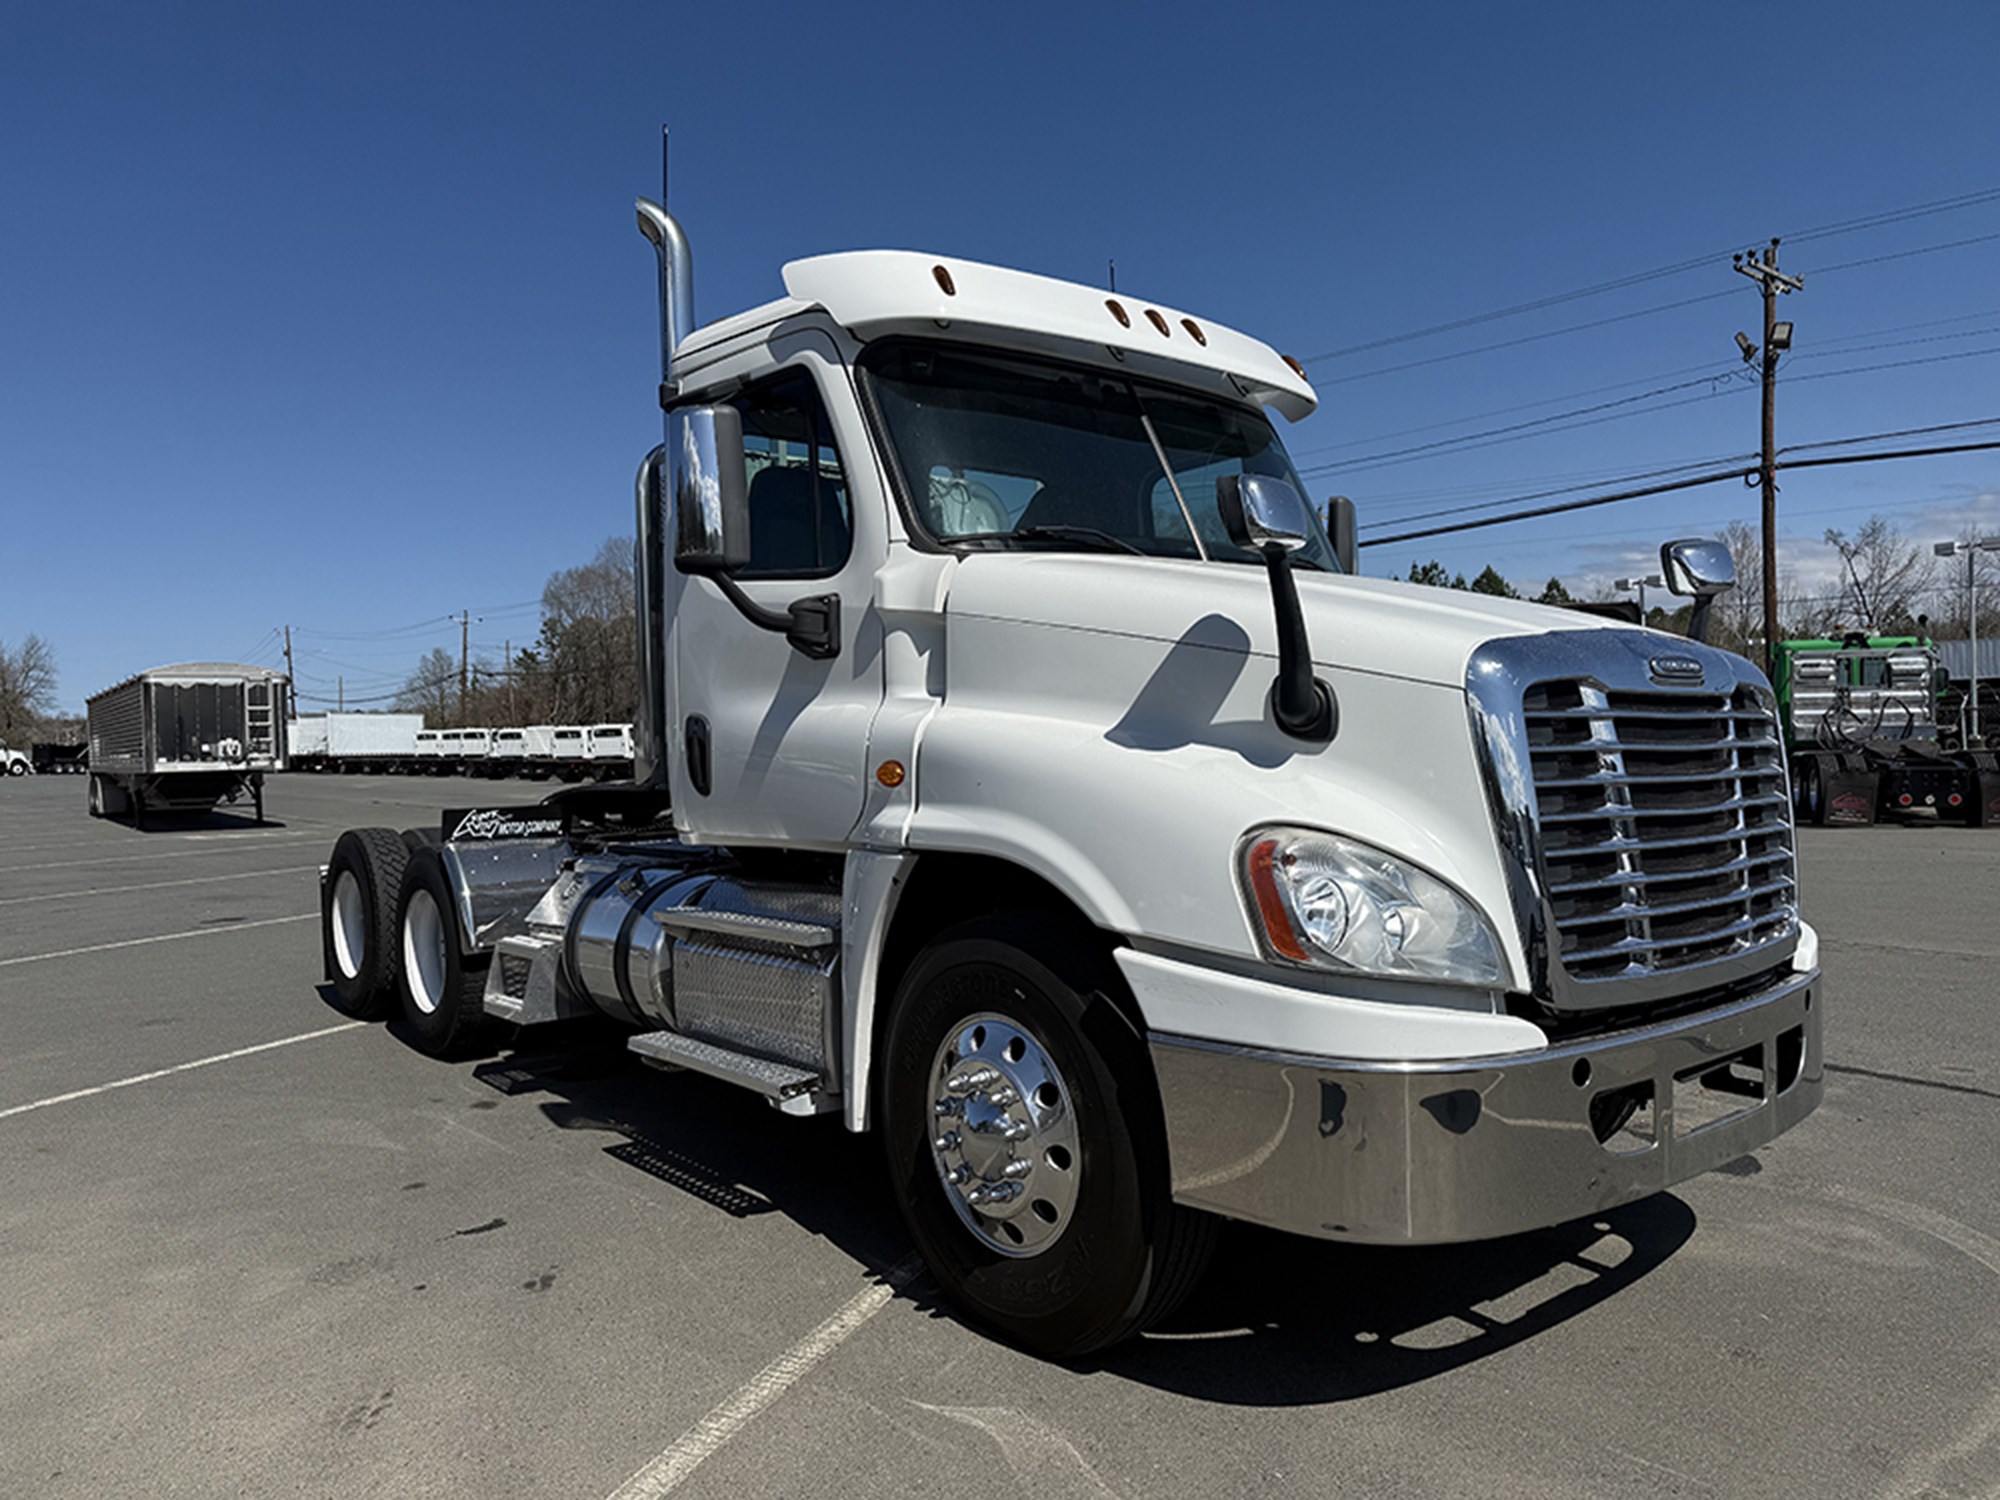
[627, 1030, 829, 1114]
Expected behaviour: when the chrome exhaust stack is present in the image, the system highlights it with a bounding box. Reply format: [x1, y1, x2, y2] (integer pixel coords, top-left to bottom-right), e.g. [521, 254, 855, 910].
[632, 192, 693, 788]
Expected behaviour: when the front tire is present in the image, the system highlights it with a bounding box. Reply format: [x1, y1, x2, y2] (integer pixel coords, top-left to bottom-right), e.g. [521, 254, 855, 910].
[880, 915, 1215, 1358]
[395, 846, 491, 1057]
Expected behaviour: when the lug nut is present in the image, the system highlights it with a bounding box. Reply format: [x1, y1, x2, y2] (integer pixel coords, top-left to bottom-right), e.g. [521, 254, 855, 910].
[1001, 1158, 1034, 1179]
[967, 1182, 1021, 1208]
[934, 1098, 961, 1118]
[933, 1131, 960, 1152]
[946, 1165, 970, 1186]
[1002, 1120, 1032, 1142]
[987, 1086, 1020, 1108]
[947, 1067, 1001, 1095]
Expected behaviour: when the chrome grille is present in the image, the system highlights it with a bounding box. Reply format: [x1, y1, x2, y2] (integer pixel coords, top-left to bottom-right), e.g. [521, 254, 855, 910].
[1523, 679, 1797, 984]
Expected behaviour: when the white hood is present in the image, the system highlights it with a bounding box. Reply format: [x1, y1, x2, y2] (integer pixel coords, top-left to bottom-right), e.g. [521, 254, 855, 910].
[943, 553, 1625, 690]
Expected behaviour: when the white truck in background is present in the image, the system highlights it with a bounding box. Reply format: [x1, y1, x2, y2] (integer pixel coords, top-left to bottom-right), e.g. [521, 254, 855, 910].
[317, 182, 1823, 1356]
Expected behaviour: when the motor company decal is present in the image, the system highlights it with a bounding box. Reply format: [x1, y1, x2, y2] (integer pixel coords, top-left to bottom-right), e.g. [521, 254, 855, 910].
[443, 807, 568, 842]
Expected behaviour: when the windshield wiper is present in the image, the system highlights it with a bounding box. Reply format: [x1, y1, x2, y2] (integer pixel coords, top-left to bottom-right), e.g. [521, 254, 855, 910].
[950, 525, 1146, 556]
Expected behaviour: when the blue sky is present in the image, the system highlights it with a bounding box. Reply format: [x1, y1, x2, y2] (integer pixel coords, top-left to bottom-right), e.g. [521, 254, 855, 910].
[5, 1, 1999, 712]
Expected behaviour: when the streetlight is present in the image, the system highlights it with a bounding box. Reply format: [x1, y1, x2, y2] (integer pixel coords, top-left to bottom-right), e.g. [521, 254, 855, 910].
[1933, 536, 2000, 744]
[1615, 573, 1666, 620]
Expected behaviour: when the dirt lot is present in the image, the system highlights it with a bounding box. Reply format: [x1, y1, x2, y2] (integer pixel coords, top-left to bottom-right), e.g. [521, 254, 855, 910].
[2, 771, 1996, 1499]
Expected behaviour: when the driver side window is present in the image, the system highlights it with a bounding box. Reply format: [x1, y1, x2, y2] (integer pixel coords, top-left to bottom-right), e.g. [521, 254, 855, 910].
[733, 372, 853, 579]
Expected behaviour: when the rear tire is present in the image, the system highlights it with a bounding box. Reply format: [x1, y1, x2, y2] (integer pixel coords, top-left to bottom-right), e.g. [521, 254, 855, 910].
[1801, 755, 1830, 827]
[87, 774, 103, 817]
[880, 914, 1216, 1358]
[322, 829, 409, 1019]
[395, 846, 491, 1058]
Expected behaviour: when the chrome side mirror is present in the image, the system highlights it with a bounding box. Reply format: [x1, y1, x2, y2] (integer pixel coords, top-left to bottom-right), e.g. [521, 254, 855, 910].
[669, 405, 749, 576]
[1216, 474, 1336, 743]
[1660, 538, 1736, 598]
[1218, 473, 1312, 553]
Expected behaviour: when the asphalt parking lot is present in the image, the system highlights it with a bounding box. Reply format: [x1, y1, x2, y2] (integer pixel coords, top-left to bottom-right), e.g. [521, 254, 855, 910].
[2, 771, 1997, 1499]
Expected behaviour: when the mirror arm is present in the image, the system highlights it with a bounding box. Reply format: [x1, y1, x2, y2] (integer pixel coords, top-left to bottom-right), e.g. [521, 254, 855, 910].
[710, 573, 842, 660]
[1263, 550, 1337, 741]
[1687, 594, 1716, 645]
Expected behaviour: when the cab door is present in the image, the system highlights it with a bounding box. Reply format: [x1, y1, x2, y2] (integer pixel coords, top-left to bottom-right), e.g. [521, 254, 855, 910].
[666, 347, 884, 847]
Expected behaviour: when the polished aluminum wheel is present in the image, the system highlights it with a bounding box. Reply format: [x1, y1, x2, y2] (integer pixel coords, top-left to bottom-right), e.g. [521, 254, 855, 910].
[927, 1012, 1081, 1257]
[402, 888, 448, 1016]
[329, 869, 367, 981]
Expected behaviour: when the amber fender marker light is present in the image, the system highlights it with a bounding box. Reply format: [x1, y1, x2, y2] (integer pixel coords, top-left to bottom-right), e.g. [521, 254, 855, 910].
[876, 760, 907, 788]
[1245, 838, 1310, 962]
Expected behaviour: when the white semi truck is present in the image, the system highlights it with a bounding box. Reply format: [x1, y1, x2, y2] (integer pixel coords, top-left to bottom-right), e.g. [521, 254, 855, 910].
[318, 189, 1822, 1356]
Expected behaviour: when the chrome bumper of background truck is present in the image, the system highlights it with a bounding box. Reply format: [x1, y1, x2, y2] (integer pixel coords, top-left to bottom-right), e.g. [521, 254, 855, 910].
[1150, 967, 1821, 1244]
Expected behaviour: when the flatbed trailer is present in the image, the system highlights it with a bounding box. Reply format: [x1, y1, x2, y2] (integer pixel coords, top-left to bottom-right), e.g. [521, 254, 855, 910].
[85, 662, 290, 827]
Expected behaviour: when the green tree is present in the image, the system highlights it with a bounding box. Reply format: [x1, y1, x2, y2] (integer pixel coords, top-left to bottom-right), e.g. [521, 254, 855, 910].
[1406, 560, 1468, 590]
[1470, 565, 1520, 599]
[1533, 577, 1574, 607]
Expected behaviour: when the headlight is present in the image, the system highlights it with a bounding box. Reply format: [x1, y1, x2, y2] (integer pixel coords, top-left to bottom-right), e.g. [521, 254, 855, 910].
[1239, 827, 1505, 987]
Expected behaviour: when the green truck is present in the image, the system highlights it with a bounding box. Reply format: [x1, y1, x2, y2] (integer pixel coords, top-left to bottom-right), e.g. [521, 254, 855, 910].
[1774, 632, 1999, 825]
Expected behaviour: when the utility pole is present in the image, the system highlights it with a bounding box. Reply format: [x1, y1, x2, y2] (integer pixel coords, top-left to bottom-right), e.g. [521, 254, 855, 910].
[459, 609, 470, 726]
[1734, 240, 1803, 676]
[505, 640, 513, 722]
[338, 676, 344, 712]
[282, 625, 294, 689]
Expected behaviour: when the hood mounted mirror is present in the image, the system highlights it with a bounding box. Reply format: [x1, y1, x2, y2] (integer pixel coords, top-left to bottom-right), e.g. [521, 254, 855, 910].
[1660, 537, 1736, 645]
[1218, 475, 1337, 743]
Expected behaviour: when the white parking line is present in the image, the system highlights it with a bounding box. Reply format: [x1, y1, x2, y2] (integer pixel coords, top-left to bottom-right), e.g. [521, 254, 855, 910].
[0, 911, 317, 967]
[0, 866, 318, 907]
[0, 1021, 365, 1121]
[10, 836, 327, 872]
[601, 1257, 921, 1500]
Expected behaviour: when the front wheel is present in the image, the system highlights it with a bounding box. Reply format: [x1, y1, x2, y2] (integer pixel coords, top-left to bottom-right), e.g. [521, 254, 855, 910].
[5, 760, 24, 777]
[880, 915, 1215, 1358]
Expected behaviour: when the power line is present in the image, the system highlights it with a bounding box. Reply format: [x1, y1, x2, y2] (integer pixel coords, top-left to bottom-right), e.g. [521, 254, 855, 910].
[1303, 307, 2000, 465]
[1359, 436, 2000, 548]
[1314, 343, 2000, 487]
[1299, 368, 1752, 476]
[1300, 186, 2000, 366]
[1304, 288, 1740, 379]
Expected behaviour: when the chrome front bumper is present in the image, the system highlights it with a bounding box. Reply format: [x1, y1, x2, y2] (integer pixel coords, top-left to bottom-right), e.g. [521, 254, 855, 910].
[1149, 967, 1821, 1244]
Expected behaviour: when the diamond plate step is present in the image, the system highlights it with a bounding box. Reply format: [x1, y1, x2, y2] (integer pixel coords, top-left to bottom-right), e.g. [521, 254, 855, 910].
[627, 1030, 829, 1114]
[651, 906, 836, 952]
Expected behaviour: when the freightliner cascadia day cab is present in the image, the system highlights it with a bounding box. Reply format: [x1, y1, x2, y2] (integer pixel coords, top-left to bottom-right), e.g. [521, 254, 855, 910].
[318, 189, 1823, 1357]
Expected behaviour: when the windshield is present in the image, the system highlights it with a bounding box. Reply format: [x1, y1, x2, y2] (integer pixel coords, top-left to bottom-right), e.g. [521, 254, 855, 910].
[862, 342, 1338, 570]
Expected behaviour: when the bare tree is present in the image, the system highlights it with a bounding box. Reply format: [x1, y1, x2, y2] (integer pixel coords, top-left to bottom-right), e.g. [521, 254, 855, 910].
[0, 634, 58, 741]
[394, 646, 459, 726]
[537, 536, 636, 724]
[1823, 517, 1934, 635]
